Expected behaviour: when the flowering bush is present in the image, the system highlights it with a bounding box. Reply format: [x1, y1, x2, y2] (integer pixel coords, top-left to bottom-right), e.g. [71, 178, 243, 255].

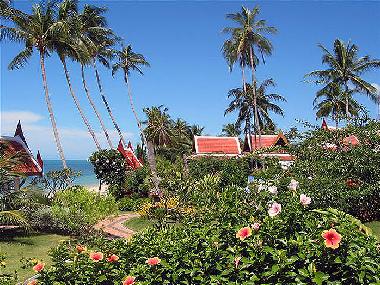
[35, 178, 380, 284]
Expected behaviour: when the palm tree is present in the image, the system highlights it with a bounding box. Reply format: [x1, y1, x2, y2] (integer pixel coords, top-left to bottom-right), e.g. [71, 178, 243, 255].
[221, 123, 241, 137]
[313, 83, 360, 128]
[189, 124, 204, 140]
[143, 105, 174, 148]
[255, 79, 286, 131]
[2, 2, 68, 168]
[225, 80, 285, 140]
[223, 6, 277, 145]
[306, 39, 380, 119]
[76, 4, 115, 149]
[112, 44, 150, 146]
[55, 0, 102, 150]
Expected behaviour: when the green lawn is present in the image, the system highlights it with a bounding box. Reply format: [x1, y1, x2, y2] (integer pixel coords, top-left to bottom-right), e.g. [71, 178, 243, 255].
[0, 234, 70, 283]
[124, 216, 154, 232]
[366, 221, 380, 238]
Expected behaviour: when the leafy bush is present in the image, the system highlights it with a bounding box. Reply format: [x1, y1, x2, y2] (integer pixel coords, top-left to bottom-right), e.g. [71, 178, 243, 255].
[89, 150, 129, 187]
[35, 178, 380, 284]
[188, 156, 251, 187]
[51, 186, 118, 234]
[118, 197, 151, 212]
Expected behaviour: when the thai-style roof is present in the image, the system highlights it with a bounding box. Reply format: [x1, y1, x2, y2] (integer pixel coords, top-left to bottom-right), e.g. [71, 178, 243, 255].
[193, 136, 241, 155]
[321, 118, 339, 131]
[0, 135, 42, 176]
[117, 140, 143, 169]
[243, 133, 289, 152]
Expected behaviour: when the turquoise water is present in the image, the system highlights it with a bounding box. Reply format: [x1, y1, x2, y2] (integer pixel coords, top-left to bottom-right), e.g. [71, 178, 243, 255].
[43, 160, 98, 187]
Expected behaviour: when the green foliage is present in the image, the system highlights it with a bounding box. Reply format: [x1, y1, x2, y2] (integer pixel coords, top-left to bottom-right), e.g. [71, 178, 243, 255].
[30, 168, 81, 198]
[36, 178, 380, 284]
[288, 121, 380, 222]
[0, 252, 16, 285]
[188, 156, 251, 187]
[51, 186, 118, 234]
[89, 150, 129, 187]
[117, 197, 151, 212]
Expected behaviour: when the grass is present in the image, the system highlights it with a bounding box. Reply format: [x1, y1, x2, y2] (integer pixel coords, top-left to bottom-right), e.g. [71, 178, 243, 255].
[366, 221, 380, 238]
[0, 233, 70, 282]
[124, 216, 154, 232]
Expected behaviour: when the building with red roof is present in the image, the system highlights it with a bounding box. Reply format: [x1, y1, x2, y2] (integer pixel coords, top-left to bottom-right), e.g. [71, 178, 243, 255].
[1, 121, 43, 190]
[193, 136, 241, 157]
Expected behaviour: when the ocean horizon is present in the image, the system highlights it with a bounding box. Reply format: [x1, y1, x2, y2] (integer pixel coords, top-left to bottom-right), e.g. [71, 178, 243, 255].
[42, 160, 99, 187]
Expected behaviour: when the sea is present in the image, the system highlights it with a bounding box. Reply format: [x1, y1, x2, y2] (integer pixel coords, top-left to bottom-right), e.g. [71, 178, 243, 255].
[42, 160, 99, 187]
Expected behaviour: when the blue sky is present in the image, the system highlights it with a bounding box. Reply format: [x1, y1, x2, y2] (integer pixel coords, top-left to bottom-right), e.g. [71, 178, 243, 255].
[1, 1, 380, 159]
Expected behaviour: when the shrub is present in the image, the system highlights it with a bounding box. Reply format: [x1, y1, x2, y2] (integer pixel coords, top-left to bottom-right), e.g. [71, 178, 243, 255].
[35, 179, 380, 284]
[51, 186, 118, 234]
[188, 156, 251, 187]
[118, 197, 151, 212]
[89, 150, 129, 187]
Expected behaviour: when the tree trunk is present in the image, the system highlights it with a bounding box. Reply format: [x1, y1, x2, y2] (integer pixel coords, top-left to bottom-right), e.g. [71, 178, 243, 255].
[60, 57, 101, 150]
[146, 140, 161, 195]
[93, 59, 126, 145]
[81, 64, 114, 149]
[124, 72, 161, 194]
[345, 83, 350, 124]
[39, 51, 67, 169]
[249, 46, 261, 148]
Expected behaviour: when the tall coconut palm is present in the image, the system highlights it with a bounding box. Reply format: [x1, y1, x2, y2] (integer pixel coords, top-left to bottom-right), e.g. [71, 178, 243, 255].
[75, 4, 115, 148]
[2, 2, 68, 168]
[225, 80, 285, 138]
[112, 44, 150, 143]
[189, 124, 204, 139]
[55, 0, 102, 150]
[221, 123, 241, 137]
[223, 6, 277, 145]
[306, 39, 380, 119]
[313, 83, 360, 128]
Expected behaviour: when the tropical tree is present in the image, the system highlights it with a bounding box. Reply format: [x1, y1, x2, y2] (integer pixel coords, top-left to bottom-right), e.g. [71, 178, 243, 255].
[221, 123, 241, 137]
[223, 5, 277, 145]
[55, 0, 102, 150]
[2, 1, 68, 168]
[305, 39, 380, 119]
[76, 4, 115, 148]
[189, 124, 204, 139]
[225, 80, 285, 139]
[313, 83, 360, 128]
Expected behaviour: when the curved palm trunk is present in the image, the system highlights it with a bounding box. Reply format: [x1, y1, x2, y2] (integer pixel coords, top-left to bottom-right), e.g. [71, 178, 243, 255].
[39, 51, 67, 169]
[344, 83, 350, 124]
[249, 46, 261, 148]
[124, 72, 160, 194]
[93, 59, 126, 146]
[81, 65, 114, 149]
[60, 57, 101, 151]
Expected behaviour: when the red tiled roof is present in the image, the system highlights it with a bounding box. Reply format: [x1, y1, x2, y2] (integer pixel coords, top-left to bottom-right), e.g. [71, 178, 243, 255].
[0, 136, 42, 176]
[259, 152, 295, 161]
[194, 136, 241, 155]
[343, 135, 360, 146]
[117, 140, 143, 170]
[244, 133, 289, 151]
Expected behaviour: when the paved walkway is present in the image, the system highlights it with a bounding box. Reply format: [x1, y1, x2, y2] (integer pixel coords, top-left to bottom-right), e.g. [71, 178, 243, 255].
[95, 213, 140, 239]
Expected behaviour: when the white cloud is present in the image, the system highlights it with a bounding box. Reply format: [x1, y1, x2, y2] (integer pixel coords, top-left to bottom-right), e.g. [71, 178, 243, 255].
[1, 110, 134, 159]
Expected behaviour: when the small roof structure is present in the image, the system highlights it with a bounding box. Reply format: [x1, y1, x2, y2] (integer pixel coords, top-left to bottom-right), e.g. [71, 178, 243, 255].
[321, 118, 339, 131]
[117, 140, 143, 169]
[243, 133, 289, 152]
[193, 136, 241, 156]
[0, 135, 42, 176]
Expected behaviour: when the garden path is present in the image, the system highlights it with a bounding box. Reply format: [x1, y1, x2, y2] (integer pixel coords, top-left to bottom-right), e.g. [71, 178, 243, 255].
[95, 213, 140, 239]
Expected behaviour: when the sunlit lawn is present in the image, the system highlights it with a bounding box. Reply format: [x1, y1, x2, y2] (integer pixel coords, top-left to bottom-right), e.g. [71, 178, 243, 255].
[124, 216, 155, 232]
[0, 233, 70, 283]
[366, 221, 380, 238]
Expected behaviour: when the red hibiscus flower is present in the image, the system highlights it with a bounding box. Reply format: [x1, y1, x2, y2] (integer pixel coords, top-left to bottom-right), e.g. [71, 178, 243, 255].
[146, 257, 161, 266]
[122, 276, 135, 285]
[236, 226, 252, 240]
[32, 262, 45, 272]
[28, 280, 38, 285]
[76, 245, 86, 253]
[322, 229, 342, 249]
[89, 252, 103, 262]
[107, 254, 119, 263]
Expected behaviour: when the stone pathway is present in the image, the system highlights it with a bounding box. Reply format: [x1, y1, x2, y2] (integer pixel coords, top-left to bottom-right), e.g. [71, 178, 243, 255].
[95, 213, 140, 239]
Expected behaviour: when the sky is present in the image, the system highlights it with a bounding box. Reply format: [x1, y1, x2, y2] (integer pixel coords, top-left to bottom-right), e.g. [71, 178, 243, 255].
[1, 0, 380, 160]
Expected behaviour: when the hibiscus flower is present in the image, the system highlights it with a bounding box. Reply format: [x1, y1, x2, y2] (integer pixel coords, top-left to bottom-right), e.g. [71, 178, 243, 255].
[322, 229, 342, 249]
[236, 226, 252, 240]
